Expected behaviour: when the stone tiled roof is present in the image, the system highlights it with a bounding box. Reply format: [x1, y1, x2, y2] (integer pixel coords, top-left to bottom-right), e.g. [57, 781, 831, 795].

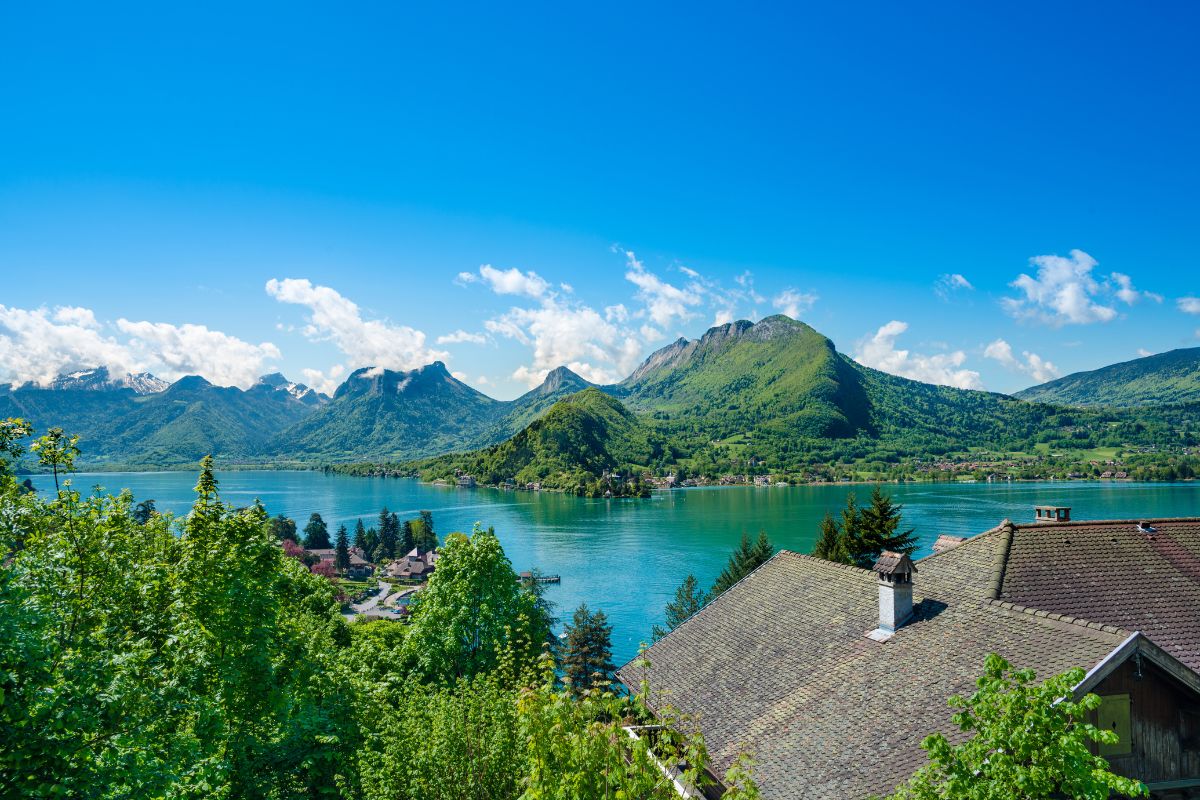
[998, 517, 1200, 672]
[619, 524, 1156, 800]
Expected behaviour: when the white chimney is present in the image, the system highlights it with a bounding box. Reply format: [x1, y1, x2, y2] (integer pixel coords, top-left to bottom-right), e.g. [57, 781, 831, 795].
[868, 551, 917, 642]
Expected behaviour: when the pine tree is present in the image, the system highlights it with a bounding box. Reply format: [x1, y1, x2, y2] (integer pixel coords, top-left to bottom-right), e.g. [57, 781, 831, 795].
[561, 603, 616, 696]
[400, 519, 415, 553]
[334, 524, 351, 572]
[353, 518, 367, 551]
[419, 510, 435, 541]
[378, 507, 397, 559]
[840, 492, 866, 566]
[364, 526, 379, 558]
[710, 530, 775, 598]
[302, 512, 330, 549]
[812, 511, 852, 564]
[857, 486, 917, 565]
[652, 574, 708, 641]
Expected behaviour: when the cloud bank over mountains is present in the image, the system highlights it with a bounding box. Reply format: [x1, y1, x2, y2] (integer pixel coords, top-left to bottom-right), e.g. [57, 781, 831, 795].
[0, 304, 280, 389]
[0, 247, 1186, 395]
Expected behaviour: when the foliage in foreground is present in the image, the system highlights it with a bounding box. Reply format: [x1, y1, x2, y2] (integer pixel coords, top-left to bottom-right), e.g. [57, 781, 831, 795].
[0, 419, 760, 799]
[884, 654, 1147, 800]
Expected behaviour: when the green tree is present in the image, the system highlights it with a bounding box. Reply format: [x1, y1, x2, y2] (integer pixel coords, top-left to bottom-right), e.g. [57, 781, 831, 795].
[887, 654, 1147, 800]
[267, 513, 297, 542]
[857, 486, 916, 567]
[812, 511, 852, 564]
[303, 512, 330, 548]
[132, 498, 156, 524]
[411, 514, 438, 551]
[0, 418, 33, 469]
[402, 524, 549, 684]
[335, 523, 351, 572]
[652, 573, 707, 640]
[400, 518, 415, 553]
[353, 517, 368, 551]
[839, 492, 865, 565]
[378, 507, 397, 559]
[364, 526, 379, 557]
[562, 603, 616, 696]
[710, 531, 774, 598]
[30, 426, 81, 492]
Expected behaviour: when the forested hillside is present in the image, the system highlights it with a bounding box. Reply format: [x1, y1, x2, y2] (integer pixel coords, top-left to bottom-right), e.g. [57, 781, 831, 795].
[1015, 347, 1200, 407]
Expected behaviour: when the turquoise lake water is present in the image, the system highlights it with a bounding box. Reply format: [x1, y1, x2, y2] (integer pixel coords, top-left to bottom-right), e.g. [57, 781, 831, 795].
[30, 471, 1200, 665]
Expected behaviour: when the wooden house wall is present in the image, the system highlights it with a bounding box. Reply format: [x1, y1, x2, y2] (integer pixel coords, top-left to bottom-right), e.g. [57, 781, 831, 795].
[1093, 658, 1200, 786]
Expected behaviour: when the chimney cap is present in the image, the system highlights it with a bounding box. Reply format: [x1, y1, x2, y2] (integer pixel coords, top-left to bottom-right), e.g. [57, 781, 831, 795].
[873, 551, 916, 576]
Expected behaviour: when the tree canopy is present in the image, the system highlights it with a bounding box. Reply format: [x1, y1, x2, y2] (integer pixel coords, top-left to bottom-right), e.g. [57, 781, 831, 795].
[886, 654, 1146, 800]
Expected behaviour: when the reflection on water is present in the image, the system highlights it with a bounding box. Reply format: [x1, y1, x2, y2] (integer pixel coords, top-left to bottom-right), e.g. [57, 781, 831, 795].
[31, 471, 1200, 665]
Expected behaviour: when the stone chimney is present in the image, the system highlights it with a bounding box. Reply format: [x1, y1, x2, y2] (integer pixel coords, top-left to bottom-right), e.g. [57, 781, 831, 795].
[869, 551, 917, 641]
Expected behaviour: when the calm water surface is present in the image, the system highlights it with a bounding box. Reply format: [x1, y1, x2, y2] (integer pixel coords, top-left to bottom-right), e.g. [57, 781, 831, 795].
[31, 471, 1200, 664]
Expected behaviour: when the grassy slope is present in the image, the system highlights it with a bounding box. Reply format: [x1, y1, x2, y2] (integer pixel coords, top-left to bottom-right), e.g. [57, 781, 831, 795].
[617, 315, 870, 442]
[1014, 347, 1200, 407]
[414, 388, 668, 489]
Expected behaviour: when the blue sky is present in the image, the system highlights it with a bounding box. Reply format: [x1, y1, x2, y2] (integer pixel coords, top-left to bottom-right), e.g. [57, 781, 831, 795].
[1, 2, 1198, 398]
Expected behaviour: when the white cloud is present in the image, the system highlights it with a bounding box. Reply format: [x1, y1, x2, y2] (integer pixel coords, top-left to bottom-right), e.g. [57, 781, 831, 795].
[1111, 272, 1162, 305]
[436, 329, 487, 345]
[854, 321, 983, 390]
[678, 265, 700, 279]
[983, 338, 1060, 384]
[1137, 348, 1154, 357]
[473, 264, 550, 298]
[772, 288, 818, 319]
[486, 295, 643, 388]
[713, 309, 735, 326]
[0, 304, 281, 389]
[935, 273, 974, 300]
[301, 364, 345, 396]
[623, 250, 703, 328]
[116, 320, 281, 388]
[266, 278, 446, 387]
[604, 304, 629, 324]
[1178, 297, 1200, 315]
[0, 305, 140, 387]
[1002, 250, 1154, 326]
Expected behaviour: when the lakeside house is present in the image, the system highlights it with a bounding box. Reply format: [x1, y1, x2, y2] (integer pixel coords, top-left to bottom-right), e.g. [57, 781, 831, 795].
[620, 513, 1200, 799]
[305, 547, 375, 580]
[385, 546, 440, 581]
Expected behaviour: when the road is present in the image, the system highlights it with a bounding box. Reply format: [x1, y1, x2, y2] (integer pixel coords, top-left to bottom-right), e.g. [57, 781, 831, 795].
[343, 579, 404, 620]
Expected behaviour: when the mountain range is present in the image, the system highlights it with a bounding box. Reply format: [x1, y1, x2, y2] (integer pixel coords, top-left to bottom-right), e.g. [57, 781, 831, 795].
[2, 316, 1197, 469]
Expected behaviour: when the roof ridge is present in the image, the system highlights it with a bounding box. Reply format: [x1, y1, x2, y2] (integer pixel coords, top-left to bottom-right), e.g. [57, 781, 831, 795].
[915, 521, 1007, 566]
[980, 598, 1128, 636]
[1011, 516, 1200, 529]
[777, 548, 876, 576]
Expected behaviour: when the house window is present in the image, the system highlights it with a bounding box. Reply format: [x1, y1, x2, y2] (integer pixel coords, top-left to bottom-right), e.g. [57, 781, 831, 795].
[1098, 694, 1132, 757]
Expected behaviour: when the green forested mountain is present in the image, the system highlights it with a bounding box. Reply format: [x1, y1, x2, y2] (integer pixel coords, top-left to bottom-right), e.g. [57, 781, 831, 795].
[6, 318, 1195, 473]
[616, 316, 870, 439]
[413, 388, 671, 493]
[1014, 347, 1200, 407]
[275, 363, 597, 462]
[276, 363, 502, 461]
[0, 374, 318, 467]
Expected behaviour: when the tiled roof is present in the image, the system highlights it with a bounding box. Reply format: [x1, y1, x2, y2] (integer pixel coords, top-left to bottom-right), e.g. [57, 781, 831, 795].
[620, 546, 1129, 799]
[998, 517, 1200, 672]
